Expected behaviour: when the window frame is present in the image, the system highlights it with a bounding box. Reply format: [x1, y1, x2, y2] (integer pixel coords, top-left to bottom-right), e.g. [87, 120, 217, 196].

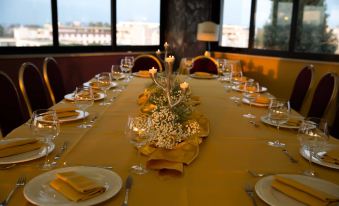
[215, 0, 339, 62]
[0, 0, 165, 55]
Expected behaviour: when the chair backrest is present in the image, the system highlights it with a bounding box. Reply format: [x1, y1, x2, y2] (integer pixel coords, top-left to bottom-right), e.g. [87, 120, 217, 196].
[289, 65, 314, 112]
[43, 57, 66, 104]
[0, 71, 28, 136]
[307, 72, 338, 118]
[132, 54, 163, 73]
[190, 56, 218, 74]
[19, 62, 53, 116]
[330, 107, 339, 139]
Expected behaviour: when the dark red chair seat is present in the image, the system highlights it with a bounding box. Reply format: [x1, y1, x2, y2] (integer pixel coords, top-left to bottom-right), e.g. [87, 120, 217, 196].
[132, 54, 163, 73]
[43, 57, 66, 104]
[19, 62, 53, 116]
[307, 72, 338, 118]
[190, 56, 218, 75]
[0, 71, 28, 136]
[289, 65, 314, 112]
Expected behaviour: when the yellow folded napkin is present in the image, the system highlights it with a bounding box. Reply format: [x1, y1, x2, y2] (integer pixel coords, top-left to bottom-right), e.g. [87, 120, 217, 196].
[320, 149, 339, 165]
[146, 142, 199, 175]
[50, 171, 106, 202]
[138, 70, 150, 78]
[271, 175, 339, 206]
[77, 90, 101, 99]
[194, 72, 212, 77]
[43, 108, 79, 121]
[285, 118, 302, 127]
[0, 138, 43, 158]
[255, 95, 270, 104]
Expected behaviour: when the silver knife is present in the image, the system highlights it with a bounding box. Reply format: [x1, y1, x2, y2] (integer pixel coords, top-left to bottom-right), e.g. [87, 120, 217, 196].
[121, 175, 133, 206]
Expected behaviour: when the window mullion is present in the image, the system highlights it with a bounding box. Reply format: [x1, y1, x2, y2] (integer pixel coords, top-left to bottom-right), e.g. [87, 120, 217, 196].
[289, 0, 299, 52]
[51, 0, 59, 47]
[248, 0, 257, 49]
[111, 0, 116, 48]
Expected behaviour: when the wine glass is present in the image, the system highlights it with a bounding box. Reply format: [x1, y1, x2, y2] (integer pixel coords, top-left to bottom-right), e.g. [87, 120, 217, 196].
[125, 114, 151, 175]
[31, 109, 60, 170]
[74, 86, 94, 128]
[121, 58, 132, 81]
[242, 79, 259, 119]
[298, 117, 329, 176]
[229, 68, 243, 102]
[96, 72, 112, 106]
[125, 56, 135, 80]
[184, 58, 193, 74]
[267, 98, 290, 147]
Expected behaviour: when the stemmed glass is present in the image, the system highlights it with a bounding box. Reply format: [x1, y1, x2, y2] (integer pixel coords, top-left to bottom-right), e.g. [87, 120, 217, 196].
[184, 58, 193, 74]
[125, 56, 135, 80]
[121, 58, 133, 82]
[74, 86, 94, 128]
[298, 117, 329, 176]
[242, 79, 259, 119]
[96, 72, 112, 106]
[125, 114, 151, 175]
[229, 68, 243, 102]
[267, 98, 290, 147]
[31, 109, 60, 170]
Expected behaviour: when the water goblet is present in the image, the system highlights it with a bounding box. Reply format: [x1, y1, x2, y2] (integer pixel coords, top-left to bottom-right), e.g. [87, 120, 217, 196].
[184, 58, 193, 74]
[31, 109, 60, 170]
[242, 79, 259, 119]
[298, 117, 329, 176]
[96, 72, 112, 106]
[121, 58, 132, 81]
[125, 114, 151, 175]
[125, 56, 134, 80]
[74, 86, 94, 128]
[267, 98, 290, 147]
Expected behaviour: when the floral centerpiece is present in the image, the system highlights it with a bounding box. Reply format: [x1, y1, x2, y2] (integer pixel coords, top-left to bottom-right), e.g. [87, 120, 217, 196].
[138, 80, 201, 149]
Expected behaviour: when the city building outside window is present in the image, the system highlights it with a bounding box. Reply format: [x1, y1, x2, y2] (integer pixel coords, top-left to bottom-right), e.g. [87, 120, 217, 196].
[0, 0, 52, 47]
[116, 0, 160, 46]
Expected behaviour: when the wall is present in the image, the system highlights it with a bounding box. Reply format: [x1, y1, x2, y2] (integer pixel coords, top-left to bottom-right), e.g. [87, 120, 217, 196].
[215, 52, 339, 122]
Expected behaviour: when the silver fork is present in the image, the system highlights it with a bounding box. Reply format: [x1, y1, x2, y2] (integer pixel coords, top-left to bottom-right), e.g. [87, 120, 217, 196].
[244, 184, 258, 206]
[1, 176, 26, 206]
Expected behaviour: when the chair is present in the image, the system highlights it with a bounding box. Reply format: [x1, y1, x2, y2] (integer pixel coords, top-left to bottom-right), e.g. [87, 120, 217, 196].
[0, 71, 28, 137]
[190, 56, 218, 75]
[330, 107, 339, 139]
[132, 54, 163, 73]
[289, 65, 314, 112]
[307, 72, 338, 118]
[43, 57, 66, 104]
[19, 62, 53, 116]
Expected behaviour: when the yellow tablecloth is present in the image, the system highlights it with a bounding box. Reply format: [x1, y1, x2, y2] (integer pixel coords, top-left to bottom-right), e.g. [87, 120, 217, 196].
[1, 76, 339, 206]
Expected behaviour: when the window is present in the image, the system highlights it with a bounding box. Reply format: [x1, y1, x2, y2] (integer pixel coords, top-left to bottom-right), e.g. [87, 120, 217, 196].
[116, 0, 160, 46]
[219, 0, 339, 61]
[221, 0, 251, 48]
[0, 0, 52, 47]
[58, 0, 111, 46]
[295, 0, 339, 54]
[254, 0, 293, 50]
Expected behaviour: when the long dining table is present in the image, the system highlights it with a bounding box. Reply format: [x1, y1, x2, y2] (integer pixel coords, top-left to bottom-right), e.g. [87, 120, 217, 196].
[1, 75, 339, 206]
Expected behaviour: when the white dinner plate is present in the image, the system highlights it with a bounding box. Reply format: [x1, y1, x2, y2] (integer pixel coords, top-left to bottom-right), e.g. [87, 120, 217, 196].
[39, 110, 89, 123]
[300, 147, 339, 170]
[24, 166, 122, 206]
[0, 138, 55, 165]
[189, 73, 219, 79]
[64, 93, 106, 101]
[83, 81, 117, 89]
[232, 85, 268, 93]
[260, 115, 301, 129]
[255, 174, 339, 206]
[242, 98, 269, 107]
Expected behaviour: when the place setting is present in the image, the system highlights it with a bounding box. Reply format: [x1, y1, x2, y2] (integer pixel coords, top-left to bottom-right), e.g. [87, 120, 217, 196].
[189, 71, 219, 79]
[23, 165, 123, 206]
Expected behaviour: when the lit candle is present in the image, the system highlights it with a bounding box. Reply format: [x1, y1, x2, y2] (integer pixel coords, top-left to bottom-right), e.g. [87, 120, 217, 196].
[180, 82, 189, 90]
[149, 67, 157, 76]
[156, 49, 161, 55]
[164, 42, 169, 48]
[165, 55, 175, 63]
